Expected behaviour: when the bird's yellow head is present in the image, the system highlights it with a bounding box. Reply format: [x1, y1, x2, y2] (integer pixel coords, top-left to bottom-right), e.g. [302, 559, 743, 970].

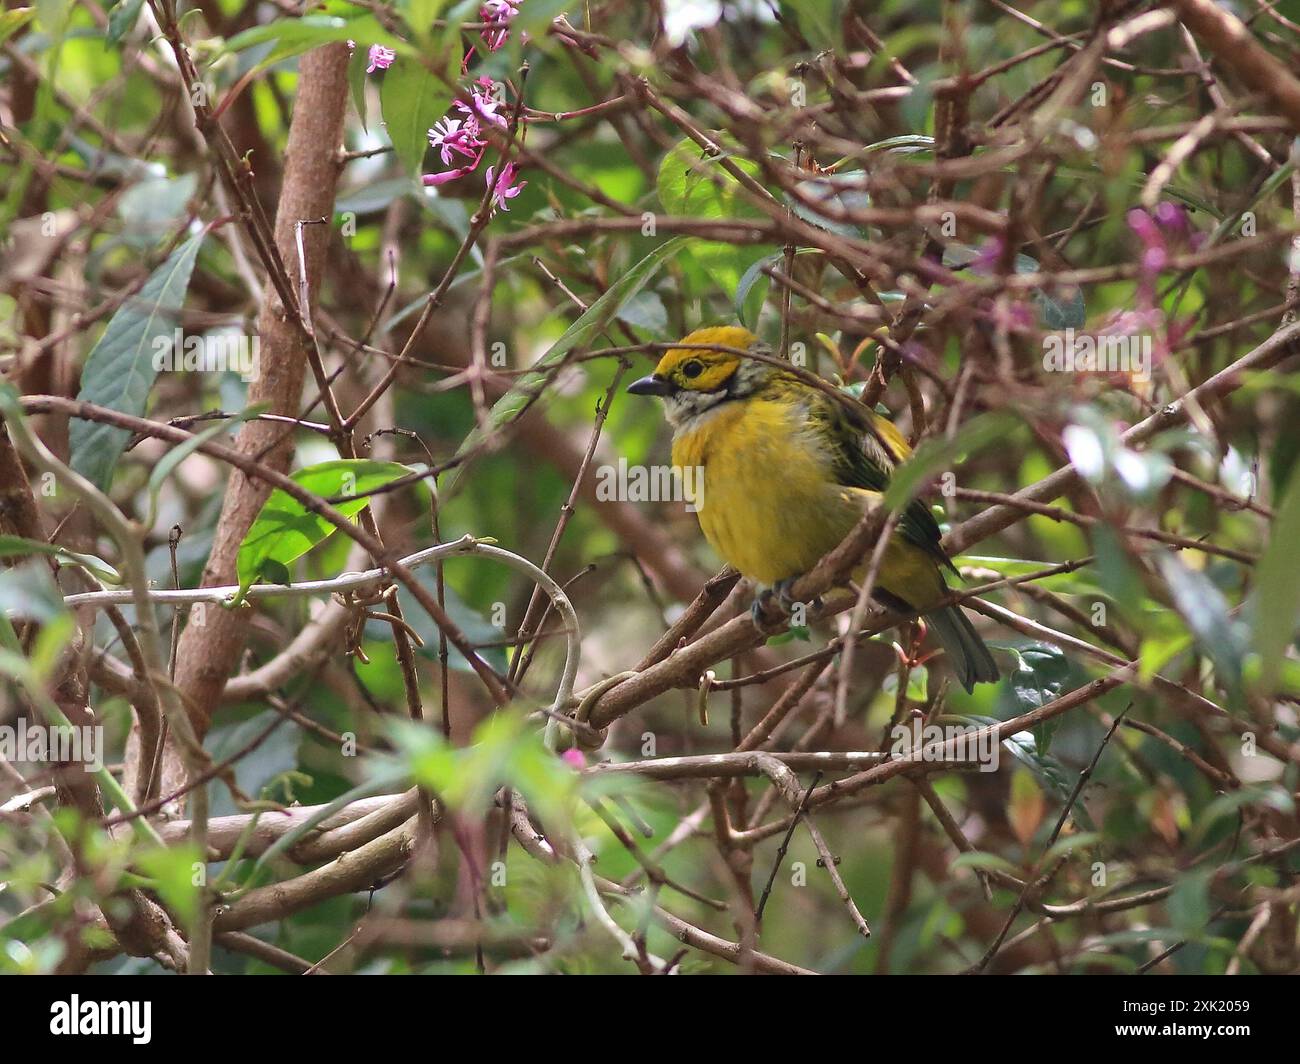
[627, 326, 770, 428]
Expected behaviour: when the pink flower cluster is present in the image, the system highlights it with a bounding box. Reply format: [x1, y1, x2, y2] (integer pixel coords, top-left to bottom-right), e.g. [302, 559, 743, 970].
[479, 0, 521, 52]
[345, 41, 396, 73]
[421, 42, 527, 210]
[352, 5, 529, 212]
[1126, 203, 1202, 283]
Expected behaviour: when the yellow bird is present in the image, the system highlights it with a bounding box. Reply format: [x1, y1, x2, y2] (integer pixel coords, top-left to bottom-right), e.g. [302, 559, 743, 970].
[627, 325, 998, 693]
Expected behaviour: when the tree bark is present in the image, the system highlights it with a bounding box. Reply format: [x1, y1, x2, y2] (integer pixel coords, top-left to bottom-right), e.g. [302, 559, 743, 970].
[128, 44, 352, 808]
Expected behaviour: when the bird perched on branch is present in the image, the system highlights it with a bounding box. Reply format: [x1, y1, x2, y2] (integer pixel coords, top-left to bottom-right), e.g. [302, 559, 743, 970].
[627, 325, 998, 693]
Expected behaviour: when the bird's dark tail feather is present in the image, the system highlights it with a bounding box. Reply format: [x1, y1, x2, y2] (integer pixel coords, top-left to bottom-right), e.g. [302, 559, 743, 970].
[926, 605, 999, 694]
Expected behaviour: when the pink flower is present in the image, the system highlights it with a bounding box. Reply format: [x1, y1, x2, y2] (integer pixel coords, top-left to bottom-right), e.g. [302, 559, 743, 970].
[479, 0, 520, 52]
[560, 748, 586, 769]
[428, 115, 485, 166]
[423, 165, 476, 186]
[366, 44, 396, 73]
[485, 161, 526, 212]
[456, 78, 508, 128]
[1152, 201, 1189, 235]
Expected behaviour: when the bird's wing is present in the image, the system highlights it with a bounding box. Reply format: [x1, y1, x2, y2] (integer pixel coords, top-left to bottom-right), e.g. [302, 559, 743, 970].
[813, 392, 955, 573]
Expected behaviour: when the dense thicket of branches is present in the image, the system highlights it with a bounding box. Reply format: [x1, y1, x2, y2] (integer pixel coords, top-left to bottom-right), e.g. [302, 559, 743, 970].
[2, 0, 1300, 975]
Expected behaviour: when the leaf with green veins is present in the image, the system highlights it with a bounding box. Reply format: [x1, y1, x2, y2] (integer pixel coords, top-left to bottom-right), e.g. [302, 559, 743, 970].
[68, 230, 206, 491]
[883, 412, 1020, 513]
[0, 535, 121, 584]
[657, 137, 775, 304]
[232, 459, 416, 604]
[380, 50, 459, 176]
[452, 236, 690, 478]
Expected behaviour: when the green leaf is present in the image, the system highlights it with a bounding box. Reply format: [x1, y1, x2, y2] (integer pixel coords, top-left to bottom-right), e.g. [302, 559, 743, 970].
[1156, 553, 1246, 697]
[348, 40, 371, 131]
[115, 173, 197, 245]
[105, 0, 143, 44]
[219, 15, 405, 69]
[68, 230, 206, 490]
[1252, 466, 1300, 693]
[657, 136, 774, 303]
[134, 844, 201, 925]
[451, 236, 690, 477]
[380, 51, 458, 176]
[232, 459, 416, 603]
[402, 0, 449, 38]
[783, 0, 838, 47]
[0, 560, 69, 625]
[949, 851, 1020, 876]
[1008, 643, 1070, 753]
[0, 7, 34, 48]
[514, 0, 571, 35]
[790, 173, 872, 238]
[943, 244, 1086, 329]
[735, 252, 781, 329]
[883, 412, 1019, 513]
[1038, 831, 1101, 867]
[0, 535, 120, 584]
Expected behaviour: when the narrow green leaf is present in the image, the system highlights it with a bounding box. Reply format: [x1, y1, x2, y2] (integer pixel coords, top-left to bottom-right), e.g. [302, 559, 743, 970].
[218, 15, 405, 68]
[348, 40, 370, 131]
[69, 230, 206, 490]
[0, 6, 35, 47]
[452, 236, 690, 474]
[735, 252, 781, 328]
[105, 0, 143, 44]
[0, 535, 120, 584]
[1157, 553, 1246, 697]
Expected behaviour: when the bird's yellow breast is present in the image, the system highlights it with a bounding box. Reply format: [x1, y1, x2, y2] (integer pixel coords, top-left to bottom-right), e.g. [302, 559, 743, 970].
[671, 396, 861, 585]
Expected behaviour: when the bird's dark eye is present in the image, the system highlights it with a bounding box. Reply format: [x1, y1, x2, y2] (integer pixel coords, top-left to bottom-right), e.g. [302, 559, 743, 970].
[682, 360, 704, 379]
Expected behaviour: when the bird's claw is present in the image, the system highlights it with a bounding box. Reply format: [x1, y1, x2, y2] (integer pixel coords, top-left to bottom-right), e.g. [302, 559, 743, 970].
[750, 588, 777, 627]
[750, 578, 822, 627]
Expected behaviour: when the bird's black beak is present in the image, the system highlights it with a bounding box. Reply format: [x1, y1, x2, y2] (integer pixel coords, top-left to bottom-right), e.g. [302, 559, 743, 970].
[627, 375, 674, 397]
